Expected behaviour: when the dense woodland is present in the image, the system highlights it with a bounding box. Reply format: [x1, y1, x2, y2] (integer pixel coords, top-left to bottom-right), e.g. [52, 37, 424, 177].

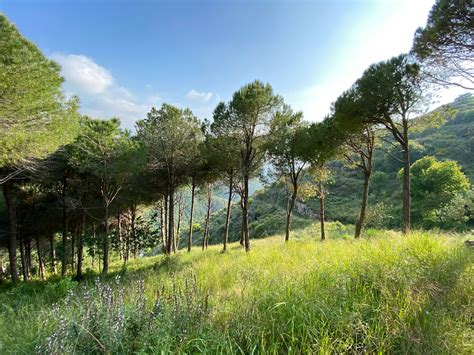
[1, 1, 473, 284]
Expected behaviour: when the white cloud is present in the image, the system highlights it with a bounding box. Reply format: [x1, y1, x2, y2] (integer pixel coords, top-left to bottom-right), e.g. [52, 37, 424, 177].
[51, 53, 163, 129]
[186, 89, 213, 102]
[52, 53, 113, 94]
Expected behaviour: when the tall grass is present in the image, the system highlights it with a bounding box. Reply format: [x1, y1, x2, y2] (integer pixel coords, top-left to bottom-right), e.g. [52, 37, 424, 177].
[0, 226, 472, 353]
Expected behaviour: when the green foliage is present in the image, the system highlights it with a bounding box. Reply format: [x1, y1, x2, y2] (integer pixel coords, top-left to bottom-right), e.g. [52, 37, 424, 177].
[408, 156, 470, 228]
[0, 15, 79, 171]
[137, 103, 203, 186]
[412, 0, 473, 89]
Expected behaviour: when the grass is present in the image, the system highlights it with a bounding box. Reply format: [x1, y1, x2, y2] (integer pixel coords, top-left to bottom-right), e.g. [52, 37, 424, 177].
[0, 224, 473, 353]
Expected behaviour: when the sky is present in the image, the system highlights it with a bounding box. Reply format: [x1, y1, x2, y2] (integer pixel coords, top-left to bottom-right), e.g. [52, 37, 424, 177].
[1, 0, 467, 129]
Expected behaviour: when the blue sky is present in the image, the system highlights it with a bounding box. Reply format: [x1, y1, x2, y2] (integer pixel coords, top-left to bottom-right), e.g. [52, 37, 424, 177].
[1, 0, 466, 129]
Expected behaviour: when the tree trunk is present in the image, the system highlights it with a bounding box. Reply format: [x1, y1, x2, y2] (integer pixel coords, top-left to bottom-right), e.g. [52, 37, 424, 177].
[25, 239, 32, 280]
[355, 171, 371, 238]
[92, 224, 96, 271]
[188, 179, 195, 252]
[71, 221, 76, 273]
[117, 212, 122, 261]
[49, 234, 56, 274]
[35, 235, 45, 280]
[76, 212, 85, 280]
[285, 183, 298, 242]
[203, 183, 212, 250]
[160, 200, 166, 254]
[223, 171, 233, 251]
[0, 259, 4, 284]
[240, 197, 244, 246]
[176, 195, 183, 251]
[164, 194, 169, 253]
[402, 139, 411, 235]
[319, 181, 326, 241]
[61, 177, 68, 276]
[2, 181, 19, 282]
[167, 186, 175, 255]
[243, 173, 250, 252]
[130, 205, 136, 258]
[103, 204, 110, 274]
[19, 236, 29, 281]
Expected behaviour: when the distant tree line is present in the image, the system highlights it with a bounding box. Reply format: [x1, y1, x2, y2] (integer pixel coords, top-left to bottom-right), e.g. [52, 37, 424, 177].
[1, 0, 472, 282]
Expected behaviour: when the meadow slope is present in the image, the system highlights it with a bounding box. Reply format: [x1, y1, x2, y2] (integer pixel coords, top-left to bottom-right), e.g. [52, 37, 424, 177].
[0, 226, 473, 353]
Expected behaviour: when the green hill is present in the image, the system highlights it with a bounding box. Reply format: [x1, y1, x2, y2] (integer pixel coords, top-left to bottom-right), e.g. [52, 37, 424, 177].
[205, 94, 474, 243]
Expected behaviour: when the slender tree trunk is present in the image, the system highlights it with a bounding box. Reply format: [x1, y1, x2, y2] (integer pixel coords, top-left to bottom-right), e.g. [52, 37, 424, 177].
[401, 130, 410, 235]
[319, 181, 326, 241]
[61, 177, 68, 276]
[202, 183, 212, 250]
[243, 173, 250, 252]
[355, 171, 371, 239]
[160, 200, 166, 253]
[223, 171, 233, 251]
[176, 195, 183, 251]
[71, 221, 76, 273]
[103, 203, 110, 274]
[92, 224, 96, 271]
[19, 236, 29, 281]
[76, 212, 85, 280]
[35, 235, 45, 280]
[285, 183, 298, 242]
[25, 239, 32, 280]
[117, 212, 122, 261]
[240, 197, 244, 246]
[167, 185, 175, 255]
[3, 181, 19, 282]
[49, 234, 56, 274]
[164, 193, 169, 253]
[130, 205, 136, 258]
[0, 259, 4, 284]
[188, 179, 195, 252]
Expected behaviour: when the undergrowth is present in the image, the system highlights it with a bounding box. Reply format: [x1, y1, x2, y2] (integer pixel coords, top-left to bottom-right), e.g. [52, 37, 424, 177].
[0, 226, 472, 353]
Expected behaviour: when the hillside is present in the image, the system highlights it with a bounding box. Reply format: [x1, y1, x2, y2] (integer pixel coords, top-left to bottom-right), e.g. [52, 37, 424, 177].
[204, 94, 474, 243]
[0, 227, 472, 353]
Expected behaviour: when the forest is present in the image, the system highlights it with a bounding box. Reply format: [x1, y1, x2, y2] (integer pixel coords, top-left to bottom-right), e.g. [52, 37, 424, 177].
[0, 0, 473, 353]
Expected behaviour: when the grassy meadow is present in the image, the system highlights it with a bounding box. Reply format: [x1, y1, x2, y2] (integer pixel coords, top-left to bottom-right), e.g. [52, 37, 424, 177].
[0, 224, 472, 354]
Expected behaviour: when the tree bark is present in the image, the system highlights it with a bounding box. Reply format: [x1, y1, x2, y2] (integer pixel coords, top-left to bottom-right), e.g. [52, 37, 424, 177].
[19, 236, 28, 281]
[49, 234, 56, 274]
[319, 181, 326, 241]
[202, 183, 212, 250]
[76, 212, 85, 280]
[61, 177, 68, 276]
[35, 235, 45, 280]
[160, 199, 166, 254]
[117, 212, 122, 261]
[103, 203, 110, 274]
[0, 259, 4, 284]
[242, 173, 250, 252]
[223, 171, 233, 251]
[285, 183, 298, 242]
[167, 186, 175, 255]
[130, 205, 136, 258]
[2, 181, 19, 282]
[402, 138, 411, 235]
[25, 239, 32, 280]
[240, 197, 244, 246]
[176, 195, 183, 251]
[188, 179, 195, 252]
[92, 224, 96, 271]
[71, 221, 76, 273]
[164, 194, 169, 253]
[355, 171, 371, 239]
